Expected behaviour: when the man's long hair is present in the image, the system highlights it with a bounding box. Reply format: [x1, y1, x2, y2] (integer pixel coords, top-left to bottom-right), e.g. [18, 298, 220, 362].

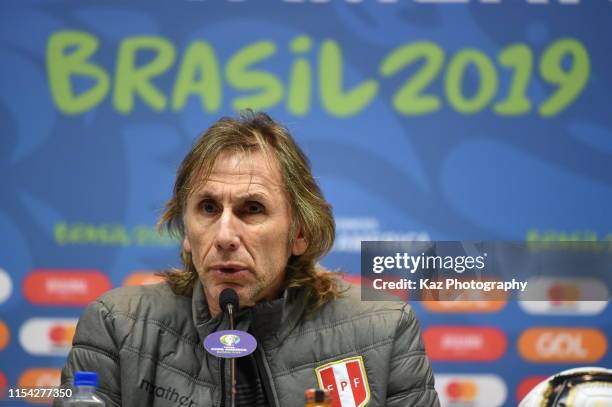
[158, 110, 342, 311]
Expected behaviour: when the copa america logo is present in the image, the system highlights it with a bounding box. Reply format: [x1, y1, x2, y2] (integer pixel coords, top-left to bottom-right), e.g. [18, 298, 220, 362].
[219, 334, 240, 347]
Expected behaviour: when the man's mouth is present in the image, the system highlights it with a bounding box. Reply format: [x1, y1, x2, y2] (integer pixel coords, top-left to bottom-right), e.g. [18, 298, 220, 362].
[209, 264, 250, 278]
[218, 267, 242, 273]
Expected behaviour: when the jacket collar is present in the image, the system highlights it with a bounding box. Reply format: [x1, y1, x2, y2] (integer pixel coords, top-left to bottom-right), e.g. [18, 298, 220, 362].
[191, 278, 307, 347]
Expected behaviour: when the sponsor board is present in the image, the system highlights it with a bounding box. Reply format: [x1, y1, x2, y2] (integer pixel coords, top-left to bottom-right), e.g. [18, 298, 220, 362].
[0, 268, 12, 304]
[516, 376, 548, 403]
[19, 318, 77, 356]
[0, 320, 9, 351]
[23, 269, 111, 306]
[123, 271, 164, 286]
[424, 326, 507, 361]
[518, 277, 608, 315]
[518, 327, 607, 363]
[435, 374, 507, 406]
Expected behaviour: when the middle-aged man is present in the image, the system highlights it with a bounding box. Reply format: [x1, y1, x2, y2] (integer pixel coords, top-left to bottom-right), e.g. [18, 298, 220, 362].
[58, 111, 440, 407]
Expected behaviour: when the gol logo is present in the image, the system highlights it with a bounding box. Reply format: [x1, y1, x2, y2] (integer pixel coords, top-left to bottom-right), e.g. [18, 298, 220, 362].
[435, 374, 506, 406]
[123, 271, 164, 286]
[18, 368, 61, 404]
[424, 326, 507, 361]
[23, 269, 111, 306]
[19, 318, 77, 356]
[518, 328, 607, 363]
[0, 320, 10, 351]
[516, 376, 547, 403]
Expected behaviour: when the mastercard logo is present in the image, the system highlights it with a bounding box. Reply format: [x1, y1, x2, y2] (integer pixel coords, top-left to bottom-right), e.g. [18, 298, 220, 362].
[19, 318, 78, 356]
[0, 268, 12, 304]
[123, 271, 164, 286]
[424, 326, 507, 361]
[0, 320, 10, 351]
[446, 380, 477, 401]
[18, 368, 61, 404]
[23, 269, 112, 306]
[516, 376, 548, 403]
[518, 328, 607, 363]
[519, 277, 608, 315]
[435, 374, 506, 406]
[48, 324, 76, 347]
[548, 283, 580, 303]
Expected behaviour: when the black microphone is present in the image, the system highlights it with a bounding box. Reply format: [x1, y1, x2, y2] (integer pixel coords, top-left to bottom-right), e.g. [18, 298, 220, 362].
[219, 288, 239, 407]
[219, 288, 239, 328]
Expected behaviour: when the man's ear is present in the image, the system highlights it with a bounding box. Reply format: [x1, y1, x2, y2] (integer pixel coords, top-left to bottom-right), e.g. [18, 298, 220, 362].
[291, 230, 308, 256]
[183, 236, 192, 253]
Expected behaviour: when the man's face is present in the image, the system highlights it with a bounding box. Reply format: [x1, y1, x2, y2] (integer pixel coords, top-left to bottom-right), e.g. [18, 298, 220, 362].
[182, 149, 307, 316]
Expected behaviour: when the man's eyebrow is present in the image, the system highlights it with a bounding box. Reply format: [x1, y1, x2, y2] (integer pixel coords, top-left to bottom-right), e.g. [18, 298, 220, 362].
[238, 192, 270, 202]
[194, 191, 271, 202]
[194, 191, 219, 200]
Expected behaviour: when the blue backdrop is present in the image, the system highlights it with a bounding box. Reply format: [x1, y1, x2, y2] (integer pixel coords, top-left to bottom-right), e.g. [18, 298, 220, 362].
[1, 1, 611, 406]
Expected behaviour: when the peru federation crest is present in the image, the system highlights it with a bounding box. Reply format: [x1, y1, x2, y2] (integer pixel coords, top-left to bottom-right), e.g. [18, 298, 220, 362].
[314, 356, 371, 407]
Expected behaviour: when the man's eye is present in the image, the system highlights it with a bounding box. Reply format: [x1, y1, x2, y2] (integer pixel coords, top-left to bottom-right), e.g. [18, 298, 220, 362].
[201, 200, 218, 214]
[244, 202, 264, 214]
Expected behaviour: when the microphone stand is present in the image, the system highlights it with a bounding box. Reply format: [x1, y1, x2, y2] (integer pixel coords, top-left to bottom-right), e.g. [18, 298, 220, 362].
[227, 303, 236, 407]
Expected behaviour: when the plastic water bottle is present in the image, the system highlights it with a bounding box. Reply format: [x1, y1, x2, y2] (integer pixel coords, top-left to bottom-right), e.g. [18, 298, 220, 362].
[64, 371, 105, 406]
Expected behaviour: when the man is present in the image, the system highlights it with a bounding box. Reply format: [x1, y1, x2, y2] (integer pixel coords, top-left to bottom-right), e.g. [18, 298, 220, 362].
[58, 111, 439, 407]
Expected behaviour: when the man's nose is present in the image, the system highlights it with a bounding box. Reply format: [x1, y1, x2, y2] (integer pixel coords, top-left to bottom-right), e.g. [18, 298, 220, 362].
[214, 209, 241, 251]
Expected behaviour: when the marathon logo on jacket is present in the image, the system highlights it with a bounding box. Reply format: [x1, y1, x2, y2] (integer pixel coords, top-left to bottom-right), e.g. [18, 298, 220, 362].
[315, 356, 370, 407]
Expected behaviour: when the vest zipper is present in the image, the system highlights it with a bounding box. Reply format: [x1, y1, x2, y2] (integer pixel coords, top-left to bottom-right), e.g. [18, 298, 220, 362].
[254, 346, 279, 407]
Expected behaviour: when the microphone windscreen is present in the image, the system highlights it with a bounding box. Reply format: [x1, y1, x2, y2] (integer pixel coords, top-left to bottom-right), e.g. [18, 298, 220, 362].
[219, 288, 239, 312]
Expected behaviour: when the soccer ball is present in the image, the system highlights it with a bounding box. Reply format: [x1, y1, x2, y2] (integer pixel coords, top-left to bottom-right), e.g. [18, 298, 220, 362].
[519, 367, 612, 407]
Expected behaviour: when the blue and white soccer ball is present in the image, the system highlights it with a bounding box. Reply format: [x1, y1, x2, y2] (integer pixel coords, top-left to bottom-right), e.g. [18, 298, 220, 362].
[519, 367, 612, 407]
